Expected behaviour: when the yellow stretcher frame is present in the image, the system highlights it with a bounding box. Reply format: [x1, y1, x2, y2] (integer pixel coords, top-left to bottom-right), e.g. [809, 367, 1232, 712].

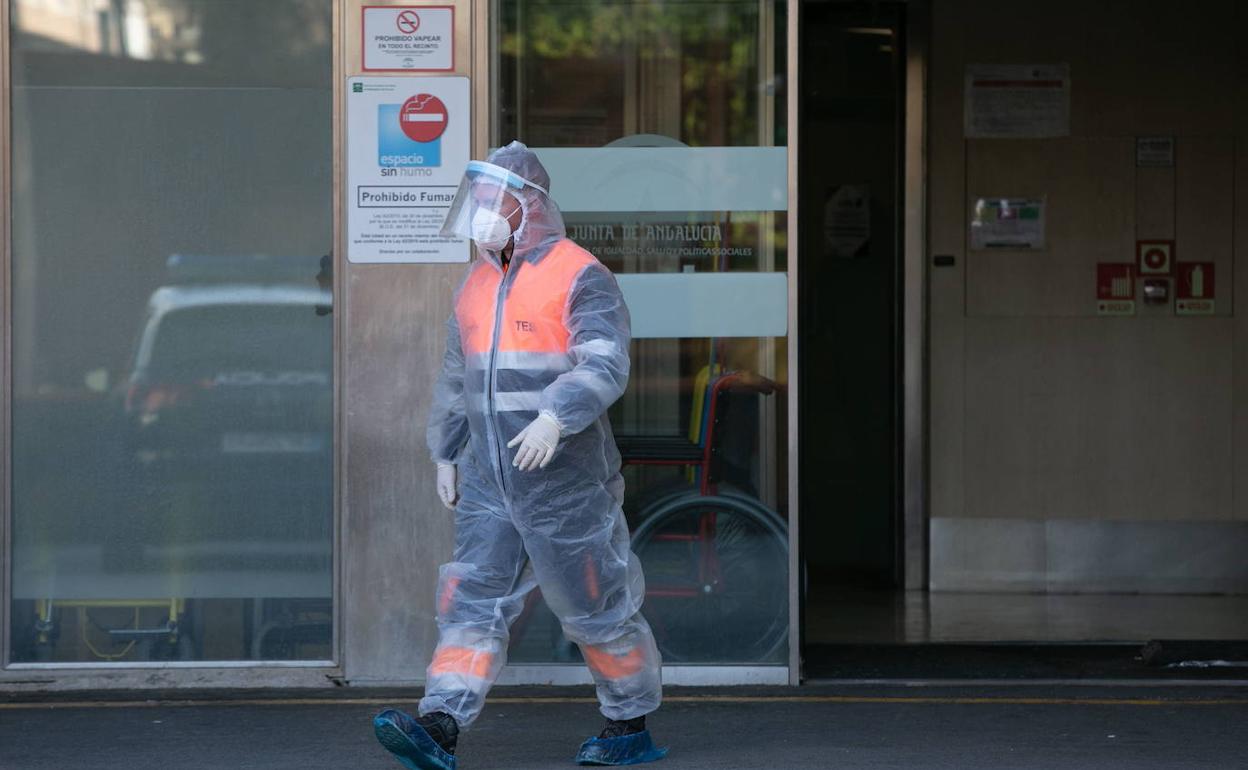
[34, 597, 186, 661]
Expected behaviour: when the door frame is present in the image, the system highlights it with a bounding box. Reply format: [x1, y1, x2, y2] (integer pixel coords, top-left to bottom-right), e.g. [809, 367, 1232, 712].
[0, 0, 11, 677]
[899, 0, 929, 594]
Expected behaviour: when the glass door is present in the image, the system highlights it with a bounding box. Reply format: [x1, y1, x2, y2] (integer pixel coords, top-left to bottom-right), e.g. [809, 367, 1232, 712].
[492, 0, 790, 666]
[7, 0, 334, 663]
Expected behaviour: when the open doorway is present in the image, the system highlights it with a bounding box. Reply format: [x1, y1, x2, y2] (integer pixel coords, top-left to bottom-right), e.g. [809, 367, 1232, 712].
[798, 0, 906, 659]
[797, 2, 1248, 680]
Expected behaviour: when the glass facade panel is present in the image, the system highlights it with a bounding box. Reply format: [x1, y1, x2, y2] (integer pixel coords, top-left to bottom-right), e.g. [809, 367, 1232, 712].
[494, 0, 789, 664]
[8, 0, 334, 662]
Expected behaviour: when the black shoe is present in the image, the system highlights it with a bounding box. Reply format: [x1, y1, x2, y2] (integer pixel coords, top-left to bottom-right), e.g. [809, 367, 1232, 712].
[598, 715, 647, 739]
[416, 711, 459, 755]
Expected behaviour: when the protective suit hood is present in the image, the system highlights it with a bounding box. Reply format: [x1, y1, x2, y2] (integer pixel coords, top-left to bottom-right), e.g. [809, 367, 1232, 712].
[440, 141, 567, 266]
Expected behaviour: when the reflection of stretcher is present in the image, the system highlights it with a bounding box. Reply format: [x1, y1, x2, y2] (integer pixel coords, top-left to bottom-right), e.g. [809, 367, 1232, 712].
[15, 539, 332, 662]
[24, 593, 331, 662]
[614, 371, 789, 663]
[32, 598, 190, 661]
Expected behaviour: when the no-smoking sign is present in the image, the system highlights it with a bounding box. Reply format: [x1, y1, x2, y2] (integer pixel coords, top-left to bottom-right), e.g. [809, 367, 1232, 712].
[347, 75, 470, 263]
[395, 10, 420, 34]
[400, 94, 448, 143]
[362, 6, 454, 72]
[1136, 239, 1173, 275]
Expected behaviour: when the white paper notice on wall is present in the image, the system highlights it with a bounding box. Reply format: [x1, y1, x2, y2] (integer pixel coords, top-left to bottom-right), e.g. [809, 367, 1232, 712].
[346, 76, 471, 263]
[362, 6, 454, 72]
[965, 64, 1070, 138]
[1136, 136, 1175, 167]
[970, 196, 1046, 250]
[824, 184, 870, 257]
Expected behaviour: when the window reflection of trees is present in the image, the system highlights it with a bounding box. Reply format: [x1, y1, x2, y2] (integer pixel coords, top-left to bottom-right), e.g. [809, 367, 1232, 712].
[12, 0, 331, 86]
[495, 0, 784, 147]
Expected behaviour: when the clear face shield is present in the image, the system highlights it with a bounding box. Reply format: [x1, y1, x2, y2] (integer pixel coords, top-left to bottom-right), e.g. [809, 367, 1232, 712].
[440, 160, 549, 250]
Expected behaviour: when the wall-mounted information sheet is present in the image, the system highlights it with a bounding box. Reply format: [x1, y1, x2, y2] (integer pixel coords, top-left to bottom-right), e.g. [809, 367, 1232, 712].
[965, 64, 1070, 138]
[970, 196, 1046, 250]
[346, 76, 470, 263]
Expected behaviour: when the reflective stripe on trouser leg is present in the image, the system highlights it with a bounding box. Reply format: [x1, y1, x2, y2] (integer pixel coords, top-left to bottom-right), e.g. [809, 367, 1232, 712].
[579, 617, 663, 720]
[420, 472, 537, 728]
[419, 630, 506, 727]
[520, 501, 663, 721]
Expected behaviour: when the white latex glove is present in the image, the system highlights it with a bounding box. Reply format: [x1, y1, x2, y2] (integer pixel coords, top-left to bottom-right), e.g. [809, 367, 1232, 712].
[507, 412, 562, 471]
[436, 462, 458, 510]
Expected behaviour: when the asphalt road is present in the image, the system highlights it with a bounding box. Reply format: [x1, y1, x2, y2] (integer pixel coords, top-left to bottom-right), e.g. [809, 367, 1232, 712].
[2, 685, 1246, 769]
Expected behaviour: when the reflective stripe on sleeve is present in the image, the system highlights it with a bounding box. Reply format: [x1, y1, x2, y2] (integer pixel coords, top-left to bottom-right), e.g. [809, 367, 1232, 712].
[491, 391, 542, 412]
[492, 350, 573, 371]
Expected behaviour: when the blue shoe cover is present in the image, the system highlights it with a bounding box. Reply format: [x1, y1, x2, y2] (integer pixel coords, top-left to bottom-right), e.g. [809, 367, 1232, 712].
[575, 730, 668, 766]
[373, 708, 457, 770]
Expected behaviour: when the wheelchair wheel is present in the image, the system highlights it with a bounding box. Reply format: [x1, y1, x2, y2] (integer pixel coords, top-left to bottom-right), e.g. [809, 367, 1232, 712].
[630, 489, 788, 663]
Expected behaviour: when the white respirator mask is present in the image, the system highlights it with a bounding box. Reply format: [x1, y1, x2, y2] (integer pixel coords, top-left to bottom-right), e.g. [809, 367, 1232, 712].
[470, 208, 514, 250]
[441, 160, 549, 253]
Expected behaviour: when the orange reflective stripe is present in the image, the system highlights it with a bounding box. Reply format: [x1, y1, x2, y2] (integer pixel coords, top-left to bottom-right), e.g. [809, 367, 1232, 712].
[429, 646, 494, 679]
[583, 645, 647, 680]
[438, 576, 462, 616]
[584, 554, 601, 602]
[497, 240, 594, 354]
[456, 262, 502, 356]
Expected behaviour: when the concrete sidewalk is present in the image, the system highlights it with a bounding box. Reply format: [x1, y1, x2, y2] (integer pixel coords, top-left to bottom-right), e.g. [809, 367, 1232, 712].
[2, 684, 1247, 769]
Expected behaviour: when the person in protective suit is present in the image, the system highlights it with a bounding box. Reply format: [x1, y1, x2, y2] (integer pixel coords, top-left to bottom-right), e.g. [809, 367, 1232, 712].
[373, 141, 665, 769]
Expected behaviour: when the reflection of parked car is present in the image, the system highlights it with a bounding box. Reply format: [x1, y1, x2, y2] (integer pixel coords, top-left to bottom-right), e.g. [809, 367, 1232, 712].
[15, 256, 336, 663]
[105, 260, 334, 660]
[119, 262, 335, 549]
[123, 283, 333, 476]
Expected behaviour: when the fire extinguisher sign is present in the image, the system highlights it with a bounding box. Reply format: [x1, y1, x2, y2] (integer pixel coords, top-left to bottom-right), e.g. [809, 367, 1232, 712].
[1176, 263, 1216, 316]
[1096, 263, 1136, 316]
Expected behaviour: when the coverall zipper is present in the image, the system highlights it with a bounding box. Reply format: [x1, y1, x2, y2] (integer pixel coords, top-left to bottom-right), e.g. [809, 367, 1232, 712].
[485, 258, 514, 497]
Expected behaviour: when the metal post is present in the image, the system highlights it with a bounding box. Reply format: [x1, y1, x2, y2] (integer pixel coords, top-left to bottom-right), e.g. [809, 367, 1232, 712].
[785, 0, 801, 686]
[1, 0, 13, 672]
[902, 0, 930, 591]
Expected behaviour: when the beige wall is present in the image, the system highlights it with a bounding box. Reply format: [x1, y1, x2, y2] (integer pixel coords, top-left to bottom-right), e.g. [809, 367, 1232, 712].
[929, 0, 1248, 590]
[339, 0, 472, 683]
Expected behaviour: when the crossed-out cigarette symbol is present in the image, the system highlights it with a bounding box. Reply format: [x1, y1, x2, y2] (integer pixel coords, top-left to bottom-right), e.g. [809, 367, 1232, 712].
[396, 10, 420, 34]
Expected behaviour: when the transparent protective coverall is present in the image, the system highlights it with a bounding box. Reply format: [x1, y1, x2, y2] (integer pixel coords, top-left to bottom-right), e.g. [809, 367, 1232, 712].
[422, 142, 662, 728]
